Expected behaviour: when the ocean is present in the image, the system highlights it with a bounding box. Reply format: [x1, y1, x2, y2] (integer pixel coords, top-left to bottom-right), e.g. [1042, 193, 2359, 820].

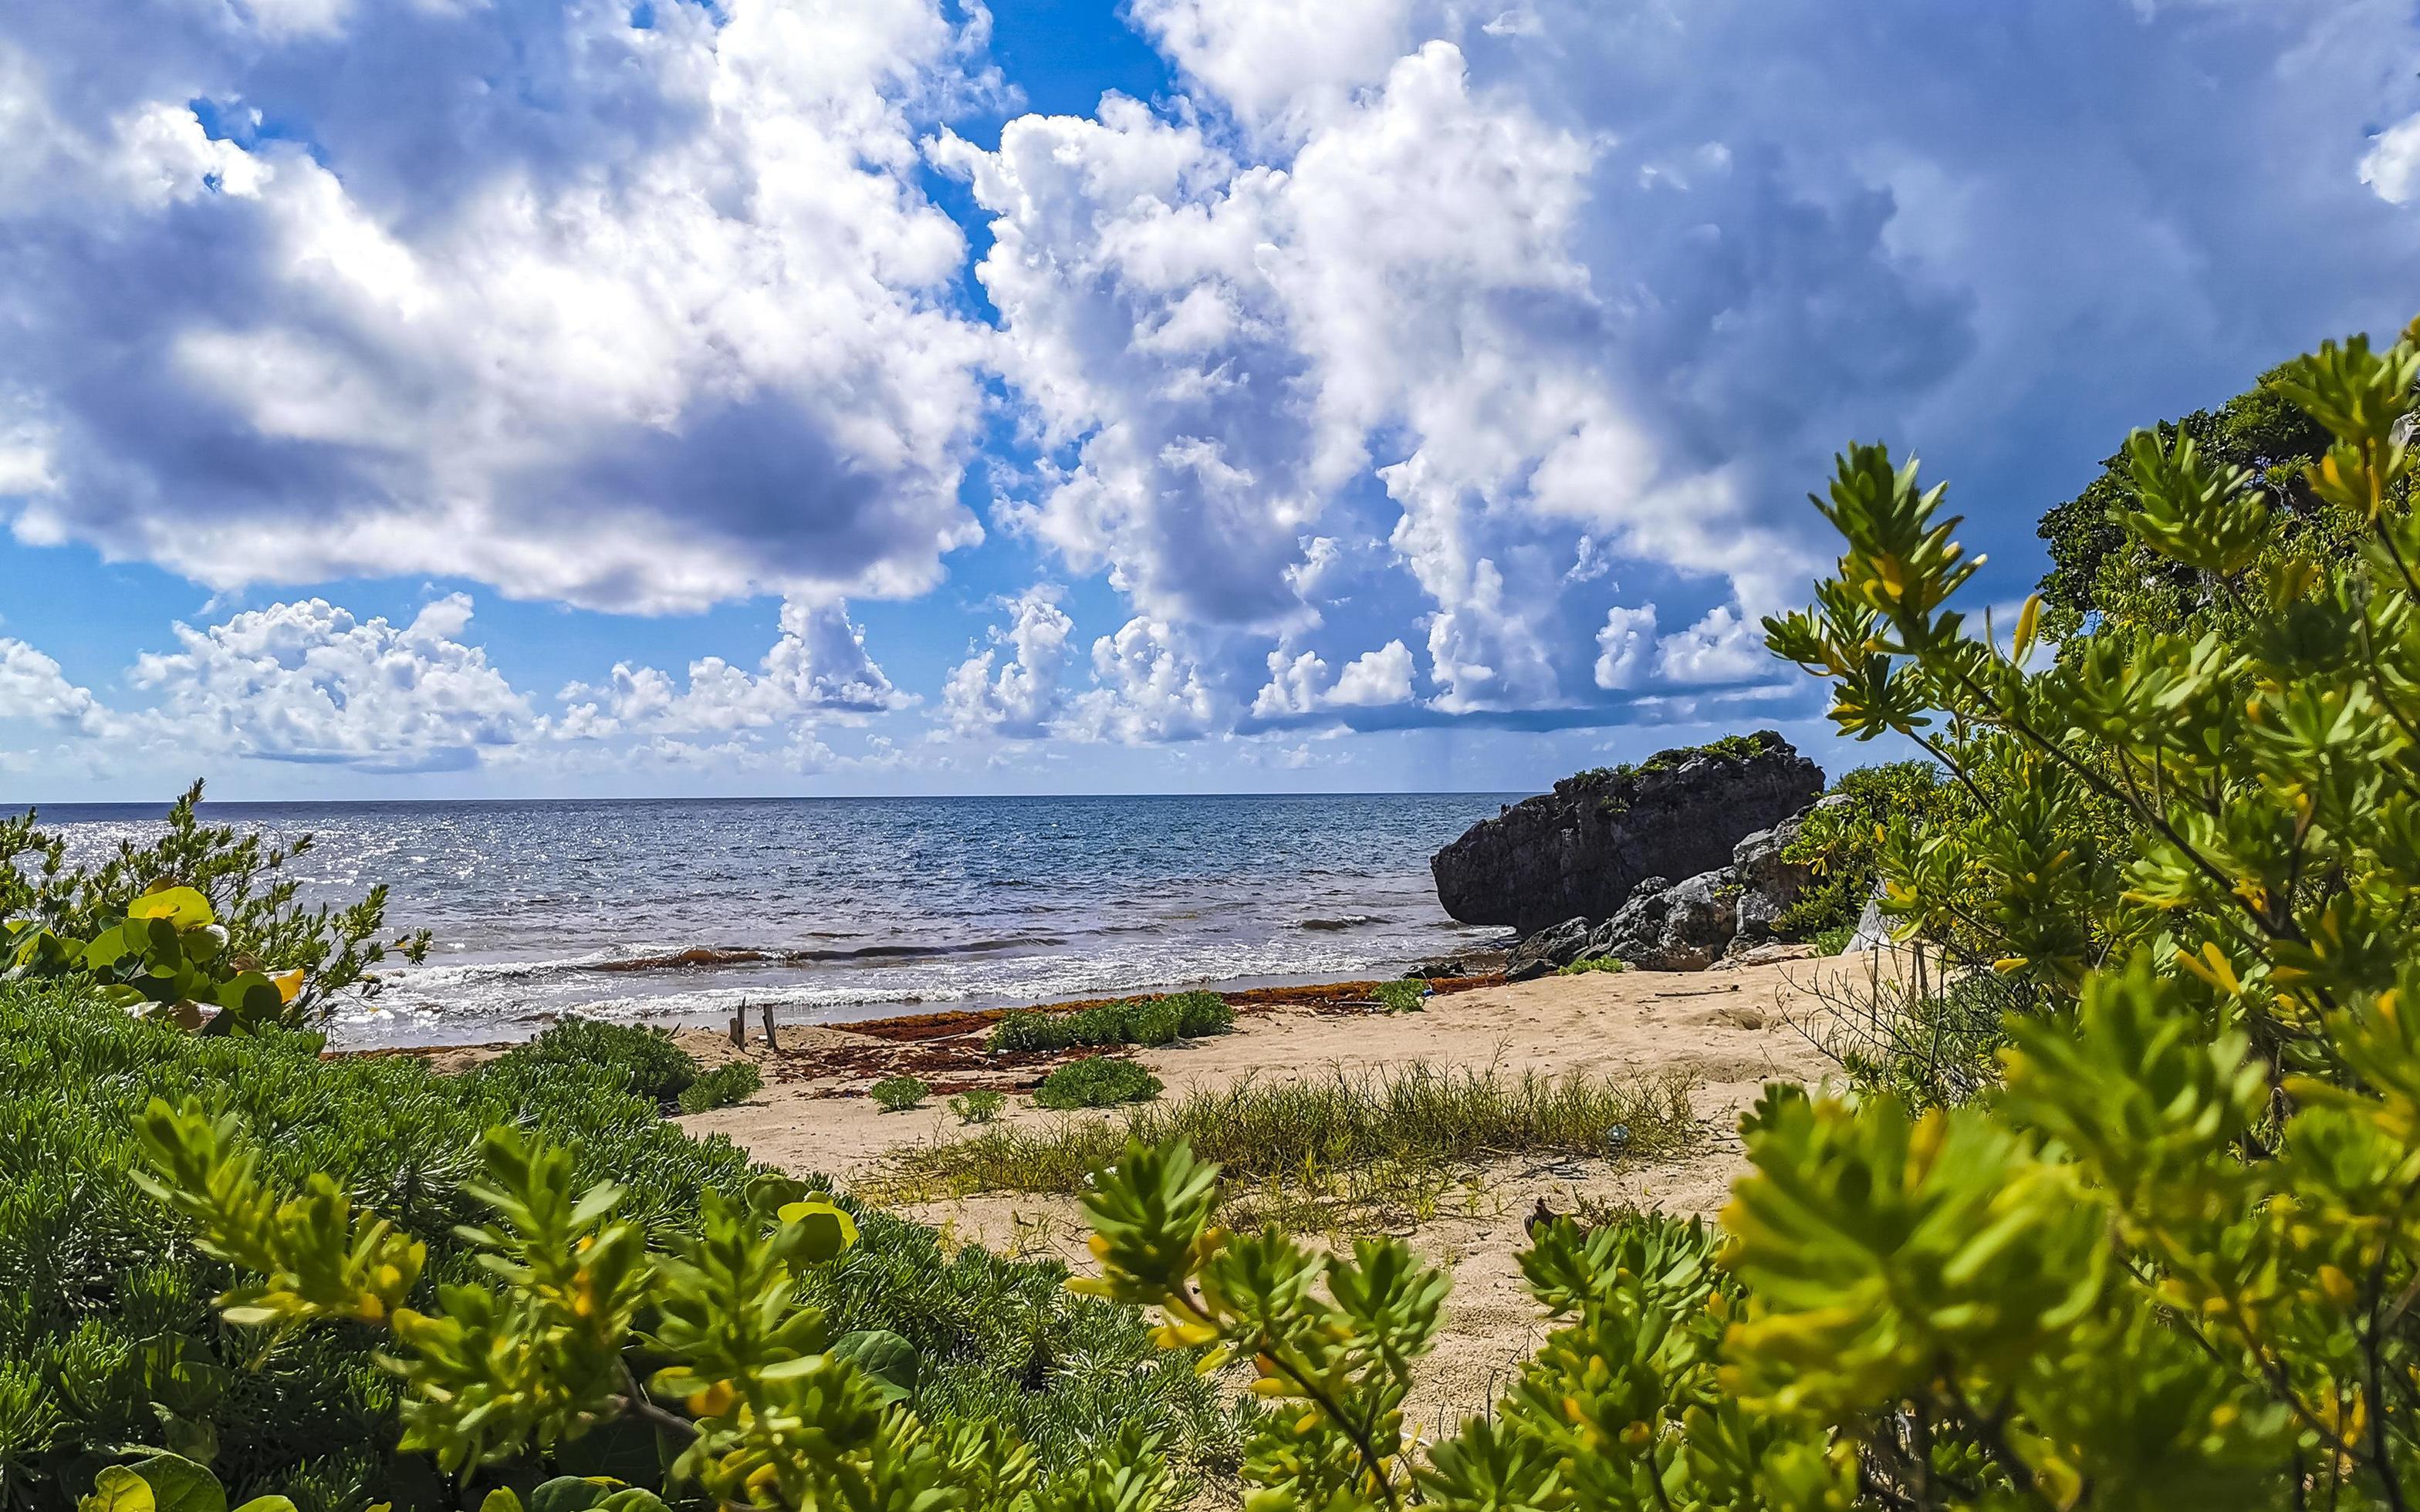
[16, 794, 1516, 1048]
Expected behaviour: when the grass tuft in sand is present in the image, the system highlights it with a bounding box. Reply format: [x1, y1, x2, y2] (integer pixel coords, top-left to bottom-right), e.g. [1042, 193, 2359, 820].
[866, 1061, 1693, 1231]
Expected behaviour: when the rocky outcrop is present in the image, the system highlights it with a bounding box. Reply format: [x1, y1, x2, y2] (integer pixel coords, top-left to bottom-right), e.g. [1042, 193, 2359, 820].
[1506, 916, 1596, 980]
[1587, 870, 1741, 970]
[1431, 733, 1825, 935]
[1546, 797, 1840, 973]
[1725, 794, 1845, 953]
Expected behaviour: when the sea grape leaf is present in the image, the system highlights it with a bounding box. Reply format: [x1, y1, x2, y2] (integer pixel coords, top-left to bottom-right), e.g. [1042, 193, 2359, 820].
[529, 1478, 669, 1512]
[127, 887, 213, 930]
[831, 1329, 919, 1403]
[79, 1468, 154, 1512]
[126, 1452, 225, 1512]
[778, 1197, 859, 1263]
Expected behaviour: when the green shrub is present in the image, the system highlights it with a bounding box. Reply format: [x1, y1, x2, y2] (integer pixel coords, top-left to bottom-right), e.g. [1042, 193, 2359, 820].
[6, 984, 1236, 1507]
[985, 1007, 1062, 1054]
[1556, 954, 1627, 975]
[948, 1088, 1008, 1125]
[1370, 979, 1426, 1012]
[1164, 991, 1233, 1036]
[0, 781, 428, 1031]
[675, 1060, 761, 1114]
[868, 1075, 931, 1112]
[1124, 997, 1183, 1046]
[1807, 922, 1855, 956]
[120, 1095, 1241, 1512]
[986, 994, 1234, 1054]
[1031, 1058, 1161, 1111]
[492, 1015, 698, 1102]
[1772, 759, 1965, 939]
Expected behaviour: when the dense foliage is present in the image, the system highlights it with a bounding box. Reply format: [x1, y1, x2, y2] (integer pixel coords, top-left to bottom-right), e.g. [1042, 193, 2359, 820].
[2033, 363, 2341, 644]
[1772, 760, 1963, 941]
[2, 783, 427, 1032]
[987, 994, 1232, 1055]
[5, 987, 1235, 1510]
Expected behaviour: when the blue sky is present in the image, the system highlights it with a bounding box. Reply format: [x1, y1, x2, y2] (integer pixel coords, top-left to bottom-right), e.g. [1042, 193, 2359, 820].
[2, 0, 2417, 801]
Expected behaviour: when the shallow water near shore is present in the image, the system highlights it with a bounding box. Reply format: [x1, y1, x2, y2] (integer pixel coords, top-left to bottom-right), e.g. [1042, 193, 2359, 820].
[19, 793, 1516, 1047]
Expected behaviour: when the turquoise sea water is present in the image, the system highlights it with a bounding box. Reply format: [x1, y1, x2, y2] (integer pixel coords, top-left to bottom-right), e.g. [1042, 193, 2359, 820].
[21, 794, 1516, 1046]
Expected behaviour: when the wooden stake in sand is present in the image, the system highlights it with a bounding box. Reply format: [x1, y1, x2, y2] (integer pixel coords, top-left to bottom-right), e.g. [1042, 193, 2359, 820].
[760, 1002, 779, 1053]
[728, 1004, 747, 1049]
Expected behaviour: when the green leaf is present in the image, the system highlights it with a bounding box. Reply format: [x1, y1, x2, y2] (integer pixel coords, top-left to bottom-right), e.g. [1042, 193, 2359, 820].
[79, 1468, 154, 1512]
[127, 886, 214, 930]
[212, 973, 284, 1024]
[529, 1477, 647, 1512]
[777, 1197, 859, 1263]
[81, 923, 132, 970]
[126, 1452, 226, 1512]
[831, 1328, 920, 1403]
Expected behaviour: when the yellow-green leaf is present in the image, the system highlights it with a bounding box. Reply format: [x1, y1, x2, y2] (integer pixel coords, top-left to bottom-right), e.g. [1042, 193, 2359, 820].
[79, 1469, 154, 1512]
[127, 887, 213, 930]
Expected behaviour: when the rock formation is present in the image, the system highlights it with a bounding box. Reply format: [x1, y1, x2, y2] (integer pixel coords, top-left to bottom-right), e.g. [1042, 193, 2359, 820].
[1431, 732, 1824, 936]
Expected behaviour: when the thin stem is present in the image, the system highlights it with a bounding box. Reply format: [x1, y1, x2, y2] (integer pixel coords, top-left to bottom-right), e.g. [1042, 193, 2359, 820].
[618, 1358, 703, 1445]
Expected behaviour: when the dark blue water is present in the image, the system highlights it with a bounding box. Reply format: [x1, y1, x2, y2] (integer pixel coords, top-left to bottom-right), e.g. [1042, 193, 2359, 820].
[18, 795, 1515, 1046]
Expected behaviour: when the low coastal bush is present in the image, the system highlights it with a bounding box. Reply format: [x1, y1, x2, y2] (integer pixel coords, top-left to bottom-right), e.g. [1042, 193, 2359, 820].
[0, 781, 427, 1031]
[869, 1074, 931, 1111]
[674, 1059, 761, 1113]
[0, 984, 1237, 1507]
[1032, 1057, 1162, 1111]
[1164, 990, 1233, 1035]
[489, 1014, 698, 1102]
[949, 1088, 1008, 1124]
[876, 1061, 1690, 1227]
[112, 1099, 1247, 1512]
[1556, 953, 1627, 975]
[1370, 979, 1426, 1011]
[987, 991, 1232, 1054]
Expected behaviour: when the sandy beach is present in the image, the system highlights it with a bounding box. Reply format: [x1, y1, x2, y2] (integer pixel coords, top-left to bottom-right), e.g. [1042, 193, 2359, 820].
[660, 950, 1884, 1434]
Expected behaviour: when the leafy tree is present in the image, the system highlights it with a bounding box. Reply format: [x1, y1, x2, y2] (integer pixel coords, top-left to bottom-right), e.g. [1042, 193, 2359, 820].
[2033, 366, 2340, 643]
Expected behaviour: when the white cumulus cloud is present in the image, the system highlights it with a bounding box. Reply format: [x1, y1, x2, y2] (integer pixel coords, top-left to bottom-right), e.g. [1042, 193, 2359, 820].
[941, 587, 1080, 740]
[0, 0, 992, 613]
[555, 600, 906, 737]
[127, 594, 530, 771]
[2362, 110, 2420, 205]
[0, 639, 107, 733]
[1069, 618, 1223, 744]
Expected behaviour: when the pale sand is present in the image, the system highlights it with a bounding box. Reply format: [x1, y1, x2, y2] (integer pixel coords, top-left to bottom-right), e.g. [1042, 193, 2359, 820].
[670, 952, 1891, 1433]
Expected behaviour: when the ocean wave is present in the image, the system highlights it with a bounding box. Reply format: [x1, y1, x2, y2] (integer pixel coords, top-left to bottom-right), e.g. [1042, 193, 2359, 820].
[1296, 914, 1389, 931]
[588, 934, 1070, 974]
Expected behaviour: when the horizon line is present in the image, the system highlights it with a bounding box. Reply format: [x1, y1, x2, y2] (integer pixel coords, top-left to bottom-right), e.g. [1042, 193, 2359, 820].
[2, 788, 1539, 809]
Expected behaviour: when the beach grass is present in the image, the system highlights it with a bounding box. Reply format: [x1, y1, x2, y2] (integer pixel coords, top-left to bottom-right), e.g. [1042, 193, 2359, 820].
[866, 1061, 1694, 1231]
